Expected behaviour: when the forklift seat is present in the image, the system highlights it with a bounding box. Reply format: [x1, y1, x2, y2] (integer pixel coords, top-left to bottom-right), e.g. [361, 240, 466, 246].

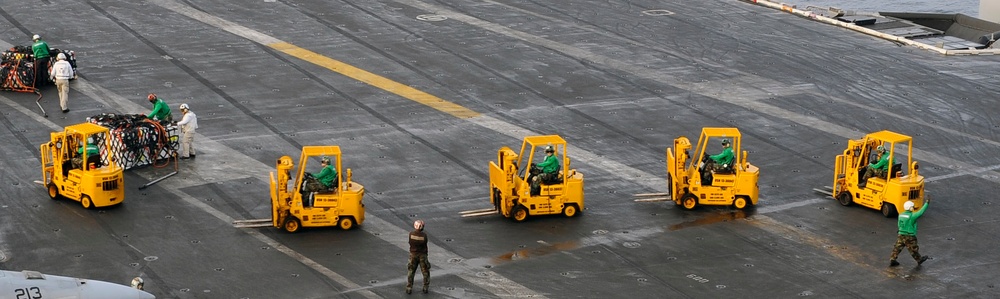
[541, 172, 563, 185]
[888, 163, 902, 179]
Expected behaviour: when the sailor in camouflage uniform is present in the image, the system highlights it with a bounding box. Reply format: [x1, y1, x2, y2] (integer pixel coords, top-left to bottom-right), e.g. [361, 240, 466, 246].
[406, 220, 430, 294]
[890, 200, 930, 267]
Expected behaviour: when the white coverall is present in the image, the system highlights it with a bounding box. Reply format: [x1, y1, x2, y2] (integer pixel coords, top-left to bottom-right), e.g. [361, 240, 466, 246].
[50, 58, 73, 111]
[176, 109, 198, 158]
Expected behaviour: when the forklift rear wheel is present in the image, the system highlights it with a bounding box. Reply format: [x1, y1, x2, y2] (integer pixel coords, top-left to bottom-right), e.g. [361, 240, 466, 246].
[513, 206, 528, 222]
[562, 204, 578, 218]
[283, 217, 301, 233]
[881, 203, 897, 218]
[837, 192, 853, 206]
[338, 217, 355, 230]
[733, 197, 748, 209]
[81, 195, 93, 209]
[47, 183, 59, 200]
[681, 194, 698, 210]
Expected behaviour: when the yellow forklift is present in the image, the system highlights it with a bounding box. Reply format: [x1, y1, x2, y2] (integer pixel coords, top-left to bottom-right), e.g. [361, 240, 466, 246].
[40, 123, 124, 208]
[267, 146, 365, 233]
[817, 130, 924, 217]
[463, 135, 584, 222]
[664, 127, 759, 210]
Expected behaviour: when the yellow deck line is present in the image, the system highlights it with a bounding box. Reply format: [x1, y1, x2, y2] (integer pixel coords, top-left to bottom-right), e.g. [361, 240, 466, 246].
[269, 42, 480, 119]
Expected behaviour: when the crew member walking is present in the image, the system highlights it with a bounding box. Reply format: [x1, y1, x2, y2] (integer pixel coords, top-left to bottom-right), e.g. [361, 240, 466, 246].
[890, 199, 930, 267]
[49, 53, 73, 113]
[406, 220, 430, 294]
[176, 103, 198, 159]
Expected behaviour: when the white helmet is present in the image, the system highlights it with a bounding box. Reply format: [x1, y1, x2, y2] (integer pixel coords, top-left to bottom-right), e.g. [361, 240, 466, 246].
[56, 53, 66, 60]
[130, 277, 144, 290]
[32, 34, 40, 40]
[413, 220, 424, 230]
[179, 103, 190, 110]
[903, 201, 915, 211]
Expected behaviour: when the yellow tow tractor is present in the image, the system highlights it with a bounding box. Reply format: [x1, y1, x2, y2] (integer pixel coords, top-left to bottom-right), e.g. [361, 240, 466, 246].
[663, 127, 759, 210]
[815, 130, 924, 217]
[40, 123, 124, 208]
[263, 146, 365, 233]
[462, 135, 584, 221]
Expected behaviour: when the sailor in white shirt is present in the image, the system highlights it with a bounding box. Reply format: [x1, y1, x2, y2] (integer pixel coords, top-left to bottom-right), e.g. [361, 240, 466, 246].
[176, 103, 199, 159]
[49, 53, 74, 112]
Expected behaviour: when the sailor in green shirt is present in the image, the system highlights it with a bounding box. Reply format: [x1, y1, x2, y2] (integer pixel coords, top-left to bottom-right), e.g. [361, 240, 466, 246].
[862, 145, 892, 186]
[530, 145, 560, 195]
[146, 93, 173, 122]
[32, 34, 50, 60]
[303, 157, 338, 194]
[889, 199, 929, 267]
[313, 157, 338, 190]
[537, 145, 560, 181]
[31, 34, 51, 86]
[708, 139, 734, 172]
[72, 142, 99, 169]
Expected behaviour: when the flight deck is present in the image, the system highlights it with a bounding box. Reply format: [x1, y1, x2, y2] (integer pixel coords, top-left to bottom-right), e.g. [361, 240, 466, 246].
[0, 0, 998, 298]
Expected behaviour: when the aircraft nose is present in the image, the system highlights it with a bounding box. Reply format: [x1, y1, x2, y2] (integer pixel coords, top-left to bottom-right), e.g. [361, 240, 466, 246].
[78, 279, 156, 298]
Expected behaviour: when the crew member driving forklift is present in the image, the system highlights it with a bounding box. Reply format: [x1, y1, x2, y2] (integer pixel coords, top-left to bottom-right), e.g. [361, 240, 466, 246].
[304, 157, 337, 193]
[862, 145, 892, 186]
[707, 139, 734, 172]
[71, 139, 99, 169]
[537, 145, 560, 183]
[530, 145, 560, 195]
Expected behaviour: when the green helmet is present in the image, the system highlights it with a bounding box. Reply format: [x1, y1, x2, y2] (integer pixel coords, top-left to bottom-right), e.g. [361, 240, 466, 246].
[876, 145, 885, 153]
[544, 145, 555, 153]
[721, 139, 731, 146]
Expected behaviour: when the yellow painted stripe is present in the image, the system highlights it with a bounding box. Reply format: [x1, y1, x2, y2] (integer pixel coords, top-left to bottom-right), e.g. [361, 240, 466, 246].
[269, 42, 480, 119]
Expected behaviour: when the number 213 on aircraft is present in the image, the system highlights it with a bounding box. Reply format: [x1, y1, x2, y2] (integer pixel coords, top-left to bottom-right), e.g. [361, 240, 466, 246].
[14, 286, 43, 299]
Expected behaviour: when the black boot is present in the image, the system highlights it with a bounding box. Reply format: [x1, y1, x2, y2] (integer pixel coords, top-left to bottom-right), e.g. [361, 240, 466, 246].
[889, 260, 899, 267]
[918, 256, 928, 265]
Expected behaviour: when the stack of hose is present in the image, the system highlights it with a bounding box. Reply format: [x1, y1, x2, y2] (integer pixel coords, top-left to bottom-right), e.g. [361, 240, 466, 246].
[88, 113, 179, 169]
[1, 45, 78, 92]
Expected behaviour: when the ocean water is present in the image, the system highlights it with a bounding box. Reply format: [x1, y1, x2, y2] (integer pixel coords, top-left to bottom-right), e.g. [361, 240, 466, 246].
[776, 0, 979, 17]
